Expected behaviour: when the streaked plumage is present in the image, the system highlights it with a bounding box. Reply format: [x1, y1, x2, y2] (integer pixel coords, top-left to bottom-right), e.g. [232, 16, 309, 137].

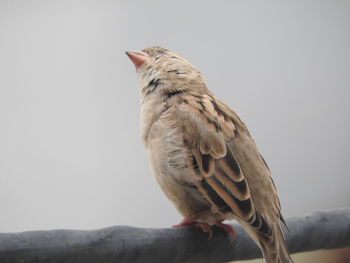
[126, 46, 293, 263]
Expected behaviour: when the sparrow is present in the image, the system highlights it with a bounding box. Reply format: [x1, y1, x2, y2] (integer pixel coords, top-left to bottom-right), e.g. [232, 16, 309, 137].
[126, 46, 293, 263]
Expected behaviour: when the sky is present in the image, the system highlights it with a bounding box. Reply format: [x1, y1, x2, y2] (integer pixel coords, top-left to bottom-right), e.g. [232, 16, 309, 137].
[0, 0, 349, 233]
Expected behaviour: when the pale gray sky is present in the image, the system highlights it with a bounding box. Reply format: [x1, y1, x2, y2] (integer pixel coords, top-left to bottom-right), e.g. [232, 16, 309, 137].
[0, 0, 349, 232]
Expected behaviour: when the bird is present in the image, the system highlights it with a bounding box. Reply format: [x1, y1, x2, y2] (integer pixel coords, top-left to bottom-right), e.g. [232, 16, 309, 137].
[126, 46, 293, 263]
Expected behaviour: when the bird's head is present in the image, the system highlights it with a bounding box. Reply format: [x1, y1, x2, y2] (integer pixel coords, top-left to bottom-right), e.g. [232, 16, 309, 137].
[126, 46, 208, 97]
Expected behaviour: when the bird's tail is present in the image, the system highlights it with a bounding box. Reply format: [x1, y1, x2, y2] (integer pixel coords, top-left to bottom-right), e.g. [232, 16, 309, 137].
[241, 213, 293, 263]
[258, 223, 293, 263]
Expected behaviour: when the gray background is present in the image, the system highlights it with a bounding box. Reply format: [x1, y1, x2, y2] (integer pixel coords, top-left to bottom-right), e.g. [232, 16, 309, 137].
[0, 0, 349, 233]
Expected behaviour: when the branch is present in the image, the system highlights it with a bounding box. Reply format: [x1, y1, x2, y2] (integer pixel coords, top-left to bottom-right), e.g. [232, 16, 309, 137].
[0, 208, 349, 263]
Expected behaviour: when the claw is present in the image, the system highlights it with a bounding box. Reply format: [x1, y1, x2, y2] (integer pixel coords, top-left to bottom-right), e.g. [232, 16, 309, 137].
[171, 210, 220, 240]
[171, 210, 212, 228]
[215, 222, 236, 243]
[192, 222, 214, 240]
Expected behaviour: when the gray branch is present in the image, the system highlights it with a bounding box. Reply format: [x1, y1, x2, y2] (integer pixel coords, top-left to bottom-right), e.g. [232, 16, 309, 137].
[0, 208, 349, 263]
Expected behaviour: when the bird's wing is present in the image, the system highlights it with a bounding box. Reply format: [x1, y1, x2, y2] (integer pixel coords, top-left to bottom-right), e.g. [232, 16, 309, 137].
[167, 92, 276, 239]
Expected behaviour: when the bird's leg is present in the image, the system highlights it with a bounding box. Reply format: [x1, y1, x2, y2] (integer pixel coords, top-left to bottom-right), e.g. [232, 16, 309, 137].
[172, 209, 212, 228]
[191, 222, 213, 240]
[172, 210, 214, 240]
[215, 221, 236, 243]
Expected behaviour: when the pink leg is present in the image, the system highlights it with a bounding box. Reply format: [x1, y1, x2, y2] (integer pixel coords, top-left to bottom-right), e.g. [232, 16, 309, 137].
[215, 221, 236, 243]
[172, 209, 212, 228]
[191, 222, 213, 240]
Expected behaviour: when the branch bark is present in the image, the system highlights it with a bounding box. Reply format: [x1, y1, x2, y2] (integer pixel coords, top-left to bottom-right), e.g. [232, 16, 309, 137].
[0, 208, 349, 263]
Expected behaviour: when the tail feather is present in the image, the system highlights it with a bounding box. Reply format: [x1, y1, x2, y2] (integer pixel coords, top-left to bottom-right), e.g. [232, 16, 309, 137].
[242, 209, 293, 263]
[259, 223, 293, 263]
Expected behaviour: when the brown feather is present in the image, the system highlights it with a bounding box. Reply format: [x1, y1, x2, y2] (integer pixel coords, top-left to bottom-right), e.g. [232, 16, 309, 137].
[135, 46, 293, 263]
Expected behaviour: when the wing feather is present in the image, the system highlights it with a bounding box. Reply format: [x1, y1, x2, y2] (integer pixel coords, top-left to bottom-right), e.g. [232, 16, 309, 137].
[174, 94, 256, 220]
[167, 92, 280, 240]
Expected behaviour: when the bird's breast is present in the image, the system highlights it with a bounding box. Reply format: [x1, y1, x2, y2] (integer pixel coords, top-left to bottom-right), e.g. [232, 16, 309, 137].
[145, 117, 210, 216]
[140, 94, 165, 144]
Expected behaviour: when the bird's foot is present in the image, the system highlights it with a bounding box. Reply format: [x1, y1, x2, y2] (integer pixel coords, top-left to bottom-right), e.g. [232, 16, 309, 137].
[172, 210, 211, 228]
[171, 210, 214, 240]
[191, 222, 214, 240]
[215, 221, 236, 243]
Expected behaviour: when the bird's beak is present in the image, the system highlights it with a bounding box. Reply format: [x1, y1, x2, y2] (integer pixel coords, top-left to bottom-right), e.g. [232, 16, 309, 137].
[125, 51, 150, 69]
